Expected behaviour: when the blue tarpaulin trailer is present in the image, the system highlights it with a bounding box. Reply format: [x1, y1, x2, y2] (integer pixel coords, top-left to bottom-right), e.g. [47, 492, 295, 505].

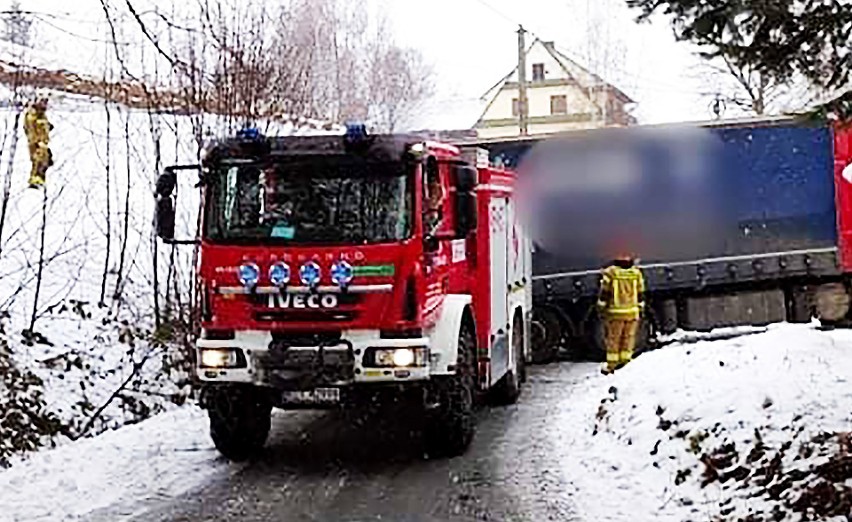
[458, 116, 852, 360]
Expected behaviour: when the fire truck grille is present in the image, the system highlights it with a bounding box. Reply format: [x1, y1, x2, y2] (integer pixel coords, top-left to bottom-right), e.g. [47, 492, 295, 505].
[253, 310, 359, 323]
[271, 331, 342, 345]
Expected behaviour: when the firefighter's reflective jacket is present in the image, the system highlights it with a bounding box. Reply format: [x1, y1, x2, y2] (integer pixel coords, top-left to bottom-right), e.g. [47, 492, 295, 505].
[597, 265, 645, 318]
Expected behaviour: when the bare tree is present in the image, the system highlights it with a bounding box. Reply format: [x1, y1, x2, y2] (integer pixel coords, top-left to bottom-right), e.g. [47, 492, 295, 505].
[26, 188, 48, 335]
[0, 6, 30, 256]
[113, 110, 132, 303]
[696, 55, 799, 116]
[2, 0, 32, 48]
[366, 22, 435, 132]
[99, 97, 113, 306]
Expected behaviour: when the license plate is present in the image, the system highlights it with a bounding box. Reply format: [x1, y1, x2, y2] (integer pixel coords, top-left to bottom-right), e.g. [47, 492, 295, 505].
[281, 387, 340, 405]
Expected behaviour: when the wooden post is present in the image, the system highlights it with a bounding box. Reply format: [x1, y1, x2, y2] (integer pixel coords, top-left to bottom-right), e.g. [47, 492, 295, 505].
[517, 25, 529, 136]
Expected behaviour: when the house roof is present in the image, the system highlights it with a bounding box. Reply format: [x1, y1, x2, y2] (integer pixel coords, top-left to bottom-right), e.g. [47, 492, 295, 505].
[545, 43, 635, 104]
[476, 38, 635, 127]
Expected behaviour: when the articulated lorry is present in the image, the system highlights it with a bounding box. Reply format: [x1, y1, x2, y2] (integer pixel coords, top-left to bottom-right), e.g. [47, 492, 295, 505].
[463, 116, 852, 361]
[154, 125, 531, 460]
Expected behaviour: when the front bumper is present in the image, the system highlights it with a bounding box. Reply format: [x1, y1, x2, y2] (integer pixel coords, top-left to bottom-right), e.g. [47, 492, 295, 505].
[196, 330, 432, 388]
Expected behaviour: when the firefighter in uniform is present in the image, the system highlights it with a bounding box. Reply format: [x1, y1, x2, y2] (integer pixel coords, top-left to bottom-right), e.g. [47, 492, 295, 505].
[597, 254, 645, 374]
[24, 97, 53, 188]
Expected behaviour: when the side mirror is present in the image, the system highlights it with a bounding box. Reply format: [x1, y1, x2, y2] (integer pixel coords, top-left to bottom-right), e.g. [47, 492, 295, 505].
[455, 192, 477, 238]
[155, 171, 177, 198]
[423, 234, 440, 253]
[454, 165, 478, 192]
[154, 165, 203, 245]
[155, 196, 175, 240]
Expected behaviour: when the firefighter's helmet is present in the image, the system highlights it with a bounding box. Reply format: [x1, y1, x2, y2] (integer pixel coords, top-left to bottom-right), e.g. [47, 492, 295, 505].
[612, 252, 637, 267]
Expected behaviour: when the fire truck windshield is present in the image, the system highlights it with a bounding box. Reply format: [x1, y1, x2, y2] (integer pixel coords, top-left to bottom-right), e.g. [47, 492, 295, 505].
[203, 160, 412, 244]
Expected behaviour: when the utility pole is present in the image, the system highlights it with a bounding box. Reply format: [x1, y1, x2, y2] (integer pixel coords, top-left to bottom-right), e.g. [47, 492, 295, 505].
[517, 25, 529, 136]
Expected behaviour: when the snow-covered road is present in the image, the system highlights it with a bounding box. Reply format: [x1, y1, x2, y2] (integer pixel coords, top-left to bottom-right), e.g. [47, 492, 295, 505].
[1, 322, 851, 522]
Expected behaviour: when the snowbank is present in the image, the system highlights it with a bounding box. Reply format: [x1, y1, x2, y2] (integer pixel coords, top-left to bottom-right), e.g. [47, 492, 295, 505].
[1, 322, 850, 520]
[0, 406, 229, 522]
[551, 322, 852, 521]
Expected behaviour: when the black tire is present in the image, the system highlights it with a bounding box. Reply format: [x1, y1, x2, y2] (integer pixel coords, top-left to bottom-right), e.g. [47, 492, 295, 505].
[787, 287, 813, 324]
[424, 318, 476, 458]
[634, 316, 656, 356]
[584, 311, 606, 362]
[530, 308, 560, 364]
[491, 314, 524, 405]
[207, 386, 272, 462]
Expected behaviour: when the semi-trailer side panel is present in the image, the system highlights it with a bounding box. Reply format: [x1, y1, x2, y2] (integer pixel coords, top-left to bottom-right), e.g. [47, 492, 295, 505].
[462, 118, 852, 356]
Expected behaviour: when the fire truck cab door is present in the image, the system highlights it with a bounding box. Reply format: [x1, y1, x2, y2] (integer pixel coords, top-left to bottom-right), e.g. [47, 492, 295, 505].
[422, 161, 451, 324]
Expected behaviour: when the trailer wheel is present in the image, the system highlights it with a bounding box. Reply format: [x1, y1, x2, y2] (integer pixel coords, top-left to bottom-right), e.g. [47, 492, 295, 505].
[585, 312, 606, 362]
[815, 283, 850, 324]
[634, 316, 657, 356]
[530, 308, 561, 363]
[491, 313, 525, 405]
[424, 318, 476, 458]
[787, 287, 813, 324]
[207, 385, 271, 462]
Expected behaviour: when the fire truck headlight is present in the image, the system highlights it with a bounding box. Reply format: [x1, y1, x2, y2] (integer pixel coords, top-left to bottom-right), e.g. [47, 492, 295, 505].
[299, 261, 321, 286]
[331, 260, 354, 287]
[392, 349, 415, 367]
[199, 348, 240, 368]
[238, 262, 260, 287]
[371, 348, 427, 367]
[269, 262, 291, 287]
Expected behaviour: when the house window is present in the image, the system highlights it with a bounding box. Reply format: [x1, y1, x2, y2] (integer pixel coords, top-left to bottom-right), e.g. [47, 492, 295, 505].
[550, 95, 567, 115]
[512, 98, 520, 116]
[532, 63, 545, 82]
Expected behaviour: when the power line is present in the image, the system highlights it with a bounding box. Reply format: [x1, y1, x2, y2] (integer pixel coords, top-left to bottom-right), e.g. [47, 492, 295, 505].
[467, 0, 518, 27]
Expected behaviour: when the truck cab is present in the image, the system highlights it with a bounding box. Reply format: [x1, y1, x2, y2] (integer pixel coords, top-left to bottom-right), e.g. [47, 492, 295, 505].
[154, 125, 531, 460]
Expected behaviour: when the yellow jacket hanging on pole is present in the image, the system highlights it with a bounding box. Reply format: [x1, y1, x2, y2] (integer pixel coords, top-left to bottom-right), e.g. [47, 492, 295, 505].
[24, 98, 52, 188]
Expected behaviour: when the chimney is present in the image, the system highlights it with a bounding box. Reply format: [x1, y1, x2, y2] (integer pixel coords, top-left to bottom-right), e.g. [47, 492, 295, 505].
[542, 41, 556, 52]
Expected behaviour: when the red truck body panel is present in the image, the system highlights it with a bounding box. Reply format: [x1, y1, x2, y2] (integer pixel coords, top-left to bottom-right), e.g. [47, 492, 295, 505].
[834, 124, 852, 271]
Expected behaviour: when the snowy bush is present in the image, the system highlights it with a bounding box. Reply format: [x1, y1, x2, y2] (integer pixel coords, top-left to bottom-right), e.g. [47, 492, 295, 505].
[0, 330, 63, 467]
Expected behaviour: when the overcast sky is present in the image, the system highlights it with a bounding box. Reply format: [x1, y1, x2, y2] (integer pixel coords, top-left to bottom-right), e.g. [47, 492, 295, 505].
[382, 0, 714, 125]
[8, 0, 716, 126]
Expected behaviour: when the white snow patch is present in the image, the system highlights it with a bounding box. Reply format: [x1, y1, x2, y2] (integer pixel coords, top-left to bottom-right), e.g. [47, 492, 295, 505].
[1, 322, 851, 520]
[545, 322, 852, 521]
[0, 406, 231, 522]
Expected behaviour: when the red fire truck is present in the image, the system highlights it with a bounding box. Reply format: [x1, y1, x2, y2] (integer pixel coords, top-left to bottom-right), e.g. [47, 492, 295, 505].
[154, 125, 532, 460]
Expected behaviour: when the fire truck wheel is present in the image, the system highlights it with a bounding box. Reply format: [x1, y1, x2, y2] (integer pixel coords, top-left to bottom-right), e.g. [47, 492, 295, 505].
[424, 319, 476, 458]
[207, 386, 271, 462]
[491, 314, 525, 405]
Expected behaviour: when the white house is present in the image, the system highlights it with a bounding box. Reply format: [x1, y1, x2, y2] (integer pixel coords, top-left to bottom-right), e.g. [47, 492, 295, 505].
[475, 40, 636, 139]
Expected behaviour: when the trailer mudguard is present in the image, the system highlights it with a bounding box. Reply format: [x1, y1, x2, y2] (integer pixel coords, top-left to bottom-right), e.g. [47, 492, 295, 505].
[426, 294, 473, 375]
